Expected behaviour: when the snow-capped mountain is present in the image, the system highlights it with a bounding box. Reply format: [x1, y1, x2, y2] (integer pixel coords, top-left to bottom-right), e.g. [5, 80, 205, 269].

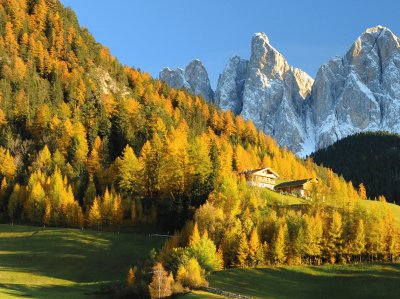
[160, 26, 400, 156]
[160, 33, 313, 153]
[215, 56, 248, 115]
[239, 33, 314, 154]
[159, 59, 214, 102]
[311, 26, 400, 150]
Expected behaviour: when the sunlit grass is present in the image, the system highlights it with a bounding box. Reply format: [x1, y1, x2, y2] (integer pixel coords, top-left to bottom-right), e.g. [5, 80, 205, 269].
[0, 224, 165, 299]
[182, 290, 228, 298]
[360, 199, 400, 226]
[262, 188, 400, 226]
[261, 188, 308, 206]
[186, 264, 400, 299]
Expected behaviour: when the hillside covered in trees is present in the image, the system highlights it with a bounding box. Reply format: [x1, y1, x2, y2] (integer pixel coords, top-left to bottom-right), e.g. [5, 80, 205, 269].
[0, 0, 349, 231]
[312, 132, 400, 204]
[0, 1, 399, 298]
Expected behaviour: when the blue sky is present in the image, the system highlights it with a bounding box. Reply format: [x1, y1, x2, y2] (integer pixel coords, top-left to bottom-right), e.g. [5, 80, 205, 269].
[61, 0, 400, 88]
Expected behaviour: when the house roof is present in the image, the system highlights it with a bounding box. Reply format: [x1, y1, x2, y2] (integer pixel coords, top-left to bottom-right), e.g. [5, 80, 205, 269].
[274, 178, 316, 189]
[240, 167, 279, 178]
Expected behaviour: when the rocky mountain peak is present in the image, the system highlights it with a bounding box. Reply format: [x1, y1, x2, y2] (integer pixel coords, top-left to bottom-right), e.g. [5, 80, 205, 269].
[161, 26, 400, 156]
[347, 25, 399, 64]
[364, 25, 392, 35]
[184, 60, 214, 102]
[250, 32, 290, 79]
[240, 32, 313, 154]
[215, 56, 249, 114]
[159, 60, 214, 102]
[311, 26, 400, 152]
[159, 67, 190, 90]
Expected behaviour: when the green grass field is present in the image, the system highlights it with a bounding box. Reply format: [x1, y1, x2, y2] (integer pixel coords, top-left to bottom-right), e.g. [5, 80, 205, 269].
[261, 188, 308, 206]
[360, 200, 400, 226]
[183, 290, 227, 299]
[183, 264, 400, 299]
[0, 224, 165, 299]
[262, 188, 400, 226]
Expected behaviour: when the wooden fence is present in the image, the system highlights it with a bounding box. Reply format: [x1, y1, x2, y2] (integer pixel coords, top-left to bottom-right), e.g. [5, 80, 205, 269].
[200, 286, 254, 299]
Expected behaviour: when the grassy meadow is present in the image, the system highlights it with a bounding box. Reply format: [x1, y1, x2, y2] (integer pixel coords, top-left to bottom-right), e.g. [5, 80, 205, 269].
[0, 224, 165, 299]
[262, 187, 400, 226]
[183, 264, 400, 299]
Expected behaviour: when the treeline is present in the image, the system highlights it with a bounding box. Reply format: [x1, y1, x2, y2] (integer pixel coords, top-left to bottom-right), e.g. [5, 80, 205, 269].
[123, 178, 400, 298]
[159, 180, 400, 268]
[312, 131, 400, 204]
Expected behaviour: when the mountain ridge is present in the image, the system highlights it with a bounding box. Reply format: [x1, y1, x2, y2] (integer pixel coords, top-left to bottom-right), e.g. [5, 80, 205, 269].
[160, 25, 400, 156]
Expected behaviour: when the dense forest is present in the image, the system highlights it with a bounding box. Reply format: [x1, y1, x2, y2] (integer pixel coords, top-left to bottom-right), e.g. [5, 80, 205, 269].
[0, 0, 337, 231]
[0, 1, 399, 298]
[312, 131, 400, 204]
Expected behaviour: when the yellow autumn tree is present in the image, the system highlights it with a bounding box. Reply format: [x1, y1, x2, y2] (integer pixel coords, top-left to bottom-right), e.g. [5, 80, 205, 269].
[0, 147, 16, 179]
[118, 145, 141, 195]
[87, 197, 102, 228]
[148, 263, 173, 298]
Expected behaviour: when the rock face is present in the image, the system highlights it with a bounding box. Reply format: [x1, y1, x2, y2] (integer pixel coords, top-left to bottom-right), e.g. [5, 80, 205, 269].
[215, 56, 248, 114]
[159, 67, 190, 90]
[240, 33, 314, 154]
[159, 60, 214, 102]
[311, 26, 400, 150]
[160, 26, 400, 156]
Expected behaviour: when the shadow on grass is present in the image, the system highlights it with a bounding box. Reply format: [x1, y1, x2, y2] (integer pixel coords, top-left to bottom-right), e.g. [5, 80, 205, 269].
[209, 264, 400, 299]
[0, 224, 165, 298]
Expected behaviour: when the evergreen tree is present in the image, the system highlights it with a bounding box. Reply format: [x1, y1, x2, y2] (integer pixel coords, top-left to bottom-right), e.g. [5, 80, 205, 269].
[189, 222, 201, 247]
[353, 219, 366, 262]
[326, 211, 343, 264]
[248, 228, 261, 266]
[87, 197, 102, 228]
[118, 145, 140, 195]
[111, 193, 123, 226]
[272, 223, 287, 264]
[236, 232, 249, 268]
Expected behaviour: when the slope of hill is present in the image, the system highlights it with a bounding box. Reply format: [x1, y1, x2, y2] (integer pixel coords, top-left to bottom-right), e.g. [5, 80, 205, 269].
[0, 224, 164, 298]
[183, 264, 400, 299]
[312, 131, 400, 204]
[0, 0, 362, 233]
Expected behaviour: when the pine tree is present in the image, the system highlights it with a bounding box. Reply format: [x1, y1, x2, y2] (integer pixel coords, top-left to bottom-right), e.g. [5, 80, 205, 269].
[111, 193, 123, 226]
[358, 183, 367, 199]
[272, 223, 287, 264]
[25, 181, 46, 224]
[302, 214, 323, 264]
[248, 228, 261, 266]
[236, 232, 249, 268]
[8, 184, 23, 225]
[118, 145, 140, 195]
[0, 148, 16, 179]
[127, 266, 137, 286]
[87, 197, 102, 228]
[189, 222, 201, 247]
[101, 188, 112, 225]
[353, 219, 366, 262]
[326, 211, 343, 264]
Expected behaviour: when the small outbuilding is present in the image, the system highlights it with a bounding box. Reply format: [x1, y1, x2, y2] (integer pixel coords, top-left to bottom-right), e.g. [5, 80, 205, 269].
[274, 178, 317, 198]
[241, 168, 279, 190]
